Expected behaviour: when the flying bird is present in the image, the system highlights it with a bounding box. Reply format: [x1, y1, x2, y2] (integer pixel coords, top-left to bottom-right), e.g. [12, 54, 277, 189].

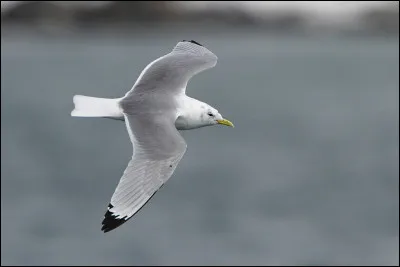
[71, 40, 234, 233]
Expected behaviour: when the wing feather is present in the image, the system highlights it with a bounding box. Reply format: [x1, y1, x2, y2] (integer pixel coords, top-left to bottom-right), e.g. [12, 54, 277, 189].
[123, 40, 217, 98]
[101, 114, 186, 233]
[101, 40, 216, 232]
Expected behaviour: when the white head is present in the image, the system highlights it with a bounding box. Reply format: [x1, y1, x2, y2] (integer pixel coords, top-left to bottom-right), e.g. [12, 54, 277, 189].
[200, 105, 234, 128]
[176, 101, 234, 130]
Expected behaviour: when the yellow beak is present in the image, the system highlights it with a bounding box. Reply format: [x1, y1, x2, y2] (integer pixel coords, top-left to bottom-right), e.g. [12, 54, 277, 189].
[217, 119, 234, 128]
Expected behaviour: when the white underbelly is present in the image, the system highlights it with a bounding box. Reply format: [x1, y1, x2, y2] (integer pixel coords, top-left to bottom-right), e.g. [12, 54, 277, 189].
[175, 116, 191, 130]
[175, 116, 205, 130]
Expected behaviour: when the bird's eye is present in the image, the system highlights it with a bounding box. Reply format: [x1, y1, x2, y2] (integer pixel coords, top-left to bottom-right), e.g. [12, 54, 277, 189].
[208, 112, 214, 117]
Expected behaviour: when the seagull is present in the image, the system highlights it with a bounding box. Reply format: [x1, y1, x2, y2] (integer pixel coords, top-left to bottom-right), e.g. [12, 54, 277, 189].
[71, 40, 234, 233]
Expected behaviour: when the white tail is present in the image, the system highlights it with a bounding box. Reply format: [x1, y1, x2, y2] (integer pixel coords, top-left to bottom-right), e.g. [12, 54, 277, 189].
[71, 95, 123, 119]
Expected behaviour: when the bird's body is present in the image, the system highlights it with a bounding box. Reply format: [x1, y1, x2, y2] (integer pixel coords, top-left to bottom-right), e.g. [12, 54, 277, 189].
[71, 40, 233, 233]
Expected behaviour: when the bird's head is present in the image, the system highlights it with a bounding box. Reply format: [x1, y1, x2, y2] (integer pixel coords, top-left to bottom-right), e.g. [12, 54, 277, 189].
[201, 106, 234, 128]
[175, 101, 234, 130]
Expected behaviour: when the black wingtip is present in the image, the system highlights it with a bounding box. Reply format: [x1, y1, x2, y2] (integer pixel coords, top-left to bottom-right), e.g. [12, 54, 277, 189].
[101, 185, 165, 233]
[101, 204, 129, 233]
[182, 40, 203, 47]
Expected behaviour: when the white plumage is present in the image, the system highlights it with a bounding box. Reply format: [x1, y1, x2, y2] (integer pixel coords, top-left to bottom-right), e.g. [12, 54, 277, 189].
[71, 40, 234, 233]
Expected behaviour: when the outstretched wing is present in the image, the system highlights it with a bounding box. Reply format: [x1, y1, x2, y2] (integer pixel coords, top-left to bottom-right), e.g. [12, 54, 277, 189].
[123, 40, 218, 98]
[101, 113, 187, 233]
[101, 40, 216, 232]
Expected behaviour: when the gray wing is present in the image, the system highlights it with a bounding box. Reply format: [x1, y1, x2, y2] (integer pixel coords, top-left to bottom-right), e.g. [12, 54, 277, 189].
[101, 113, 187, 233]
[123, 40, 218, 98]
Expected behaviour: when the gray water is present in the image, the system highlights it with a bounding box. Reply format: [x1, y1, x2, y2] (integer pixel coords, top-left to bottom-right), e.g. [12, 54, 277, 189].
[1, 30, 399, 265]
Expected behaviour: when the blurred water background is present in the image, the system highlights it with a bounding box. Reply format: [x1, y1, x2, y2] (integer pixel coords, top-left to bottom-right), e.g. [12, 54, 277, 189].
[1, 1, 399, 266]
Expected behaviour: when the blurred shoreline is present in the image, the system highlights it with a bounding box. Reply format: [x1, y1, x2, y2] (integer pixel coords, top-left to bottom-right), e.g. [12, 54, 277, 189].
[1, 1, 399, 37]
